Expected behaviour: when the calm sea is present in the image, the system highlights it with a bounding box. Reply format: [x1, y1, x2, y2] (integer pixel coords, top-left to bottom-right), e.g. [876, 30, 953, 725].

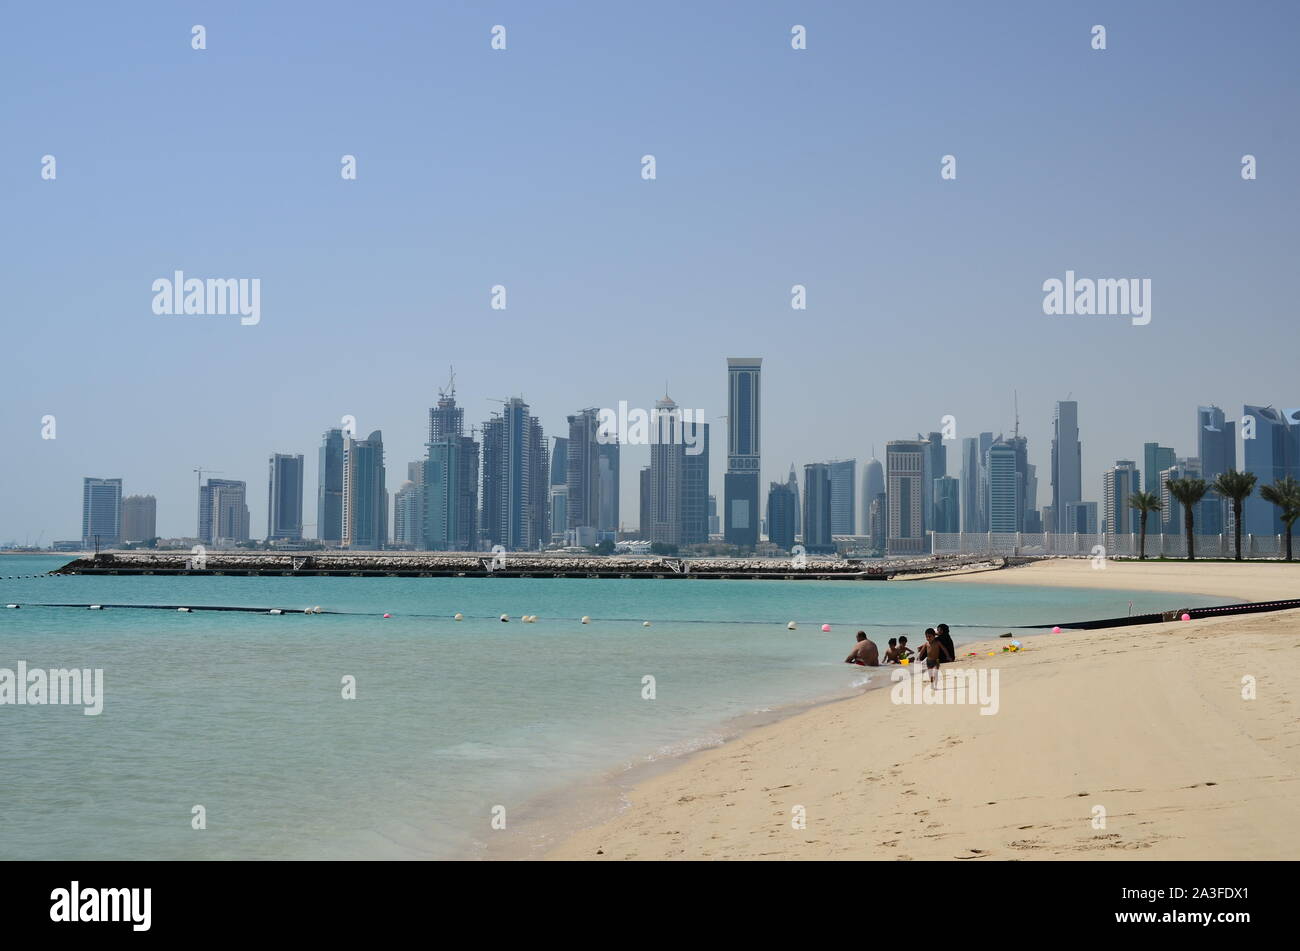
[0, 554, 1233, 859]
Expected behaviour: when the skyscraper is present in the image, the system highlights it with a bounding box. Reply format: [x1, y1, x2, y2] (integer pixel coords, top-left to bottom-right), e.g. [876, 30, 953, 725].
[638, 466, 651, 538]
[986, 442, 1020, 533]
[933, 475, 960, 534]
[1197, 405, 1235, 534]
[648, 396, 684, 547]
[481, 398, 547, 551]
[82, 477, 122, 547]
[267, 453, 304, 541]
[199, 478, 249, 545]
[681, 422, 710, 545]
[120, 495, 156, 543]
[787, 464, 801, 538]
[566, 409, 601, 535]
[724, 357, 762, 548]
[550, 436, 569, 487]
[1143, 442, 1176, 496]
[317, 429, 345, 543]
[828, 459, 856, 535]
[860, 454, 884, 535]
[886, 441, 926, 554]
[1051, 400, 1082, 527]
[960, 437, 981, 533]
[1102, 460, 1141, 535]
[342, 431, 387, 549]
[802, 463, 833, 553]
[393, 479, 424, 548]
[424, 388, 479, 552]
[919, 432, 946, 534]
[1062, 500, 1098, 534]
[1242, 405, 1300, 536]
[766, 479, 797, 551]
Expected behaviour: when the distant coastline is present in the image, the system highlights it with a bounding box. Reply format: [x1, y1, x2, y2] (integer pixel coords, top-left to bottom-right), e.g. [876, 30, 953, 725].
[51, 550, 1008, 580]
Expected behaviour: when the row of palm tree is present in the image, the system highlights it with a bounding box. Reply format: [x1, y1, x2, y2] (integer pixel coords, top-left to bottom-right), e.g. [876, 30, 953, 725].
[1128, 471, 1300, 561]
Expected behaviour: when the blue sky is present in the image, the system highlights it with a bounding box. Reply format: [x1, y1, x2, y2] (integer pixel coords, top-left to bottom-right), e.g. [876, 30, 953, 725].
[2, 0, 1297, 541]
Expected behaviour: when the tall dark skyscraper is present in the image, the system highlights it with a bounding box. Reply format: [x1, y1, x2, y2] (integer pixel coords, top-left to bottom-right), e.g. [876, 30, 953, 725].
[1143, 442, 1176, 496]
[267, 452, 304, 540]
[886, 441, 926, 554]
[648, 396, 684, 547]
[317, 428, 345, 543]
[802, 462, 833, 552]
[1051, 400, 1082, 527]
[766, 479, 797, 551]
[724, 357, 762, 548]
[1197, 405, 1236, 535]
[828, 459, 856, 535]
[566, 408, 601, 535]
[681, 422, 709, 545]
[596, 441, 620, 535]
[638, 466, 651, 538]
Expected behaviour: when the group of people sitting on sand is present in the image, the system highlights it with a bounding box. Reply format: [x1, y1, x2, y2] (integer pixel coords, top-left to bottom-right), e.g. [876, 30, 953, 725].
[845, 624, 956, 684]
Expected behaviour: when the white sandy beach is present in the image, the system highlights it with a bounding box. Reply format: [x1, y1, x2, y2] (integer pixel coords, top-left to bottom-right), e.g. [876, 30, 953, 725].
[548, 560, 1300, 860]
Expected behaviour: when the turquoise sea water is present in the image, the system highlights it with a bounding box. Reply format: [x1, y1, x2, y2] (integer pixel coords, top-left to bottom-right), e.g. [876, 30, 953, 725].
[0, 555, 1234, 859]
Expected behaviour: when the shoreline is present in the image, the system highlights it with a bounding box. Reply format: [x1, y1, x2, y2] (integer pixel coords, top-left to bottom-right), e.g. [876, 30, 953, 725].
[540, 560, 1300, 860]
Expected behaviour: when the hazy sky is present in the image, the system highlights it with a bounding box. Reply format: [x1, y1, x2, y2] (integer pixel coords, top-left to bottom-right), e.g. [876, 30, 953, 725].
[3, 1, 1297, 542]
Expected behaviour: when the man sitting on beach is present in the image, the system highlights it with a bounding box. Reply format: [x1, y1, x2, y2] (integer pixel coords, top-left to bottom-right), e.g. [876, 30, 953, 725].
[845, 632, 879, 667]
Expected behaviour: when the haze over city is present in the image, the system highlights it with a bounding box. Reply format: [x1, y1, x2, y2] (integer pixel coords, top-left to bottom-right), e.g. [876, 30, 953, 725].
[3, 0, 1296, 542]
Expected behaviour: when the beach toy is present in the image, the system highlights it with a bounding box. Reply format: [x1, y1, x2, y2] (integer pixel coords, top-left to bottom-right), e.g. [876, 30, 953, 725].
[500, 614, 509, 622]
[821, 624, 831, 632]
[383, 613, 391, 619]
[1011, 640, 1021, 648]
[787, 621, 797, 630]
[901, 658, 910, 666]
[454, 613, 464, 621]
[1052, 626, 1061, 634]
[581, 616, 590, 624]
[987, 651, 995, 656]
[1181, 613, 1191, 622]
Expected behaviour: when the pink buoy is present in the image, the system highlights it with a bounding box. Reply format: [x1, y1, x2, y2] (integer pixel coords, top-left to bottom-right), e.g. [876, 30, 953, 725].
[821, 624, 831, 632]
[1181, 613, 1191, 621]
[1052, 626, 1062, 634]
[383, 613, 391, 619]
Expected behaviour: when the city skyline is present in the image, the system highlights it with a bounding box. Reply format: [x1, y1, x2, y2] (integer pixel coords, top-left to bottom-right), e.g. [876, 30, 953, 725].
[45, 385, 1300, 548]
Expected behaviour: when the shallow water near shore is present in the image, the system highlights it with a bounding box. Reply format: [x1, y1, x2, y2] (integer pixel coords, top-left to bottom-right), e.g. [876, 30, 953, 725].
[0, 555, 1235, 860]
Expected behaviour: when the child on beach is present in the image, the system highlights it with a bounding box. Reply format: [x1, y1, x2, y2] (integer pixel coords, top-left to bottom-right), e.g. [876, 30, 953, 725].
[883, 638, 900, 663]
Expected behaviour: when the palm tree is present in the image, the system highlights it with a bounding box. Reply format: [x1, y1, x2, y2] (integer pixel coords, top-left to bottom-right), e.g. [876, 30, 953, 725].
[1260, 476, 1300, 561]
[1166, 478, 1209, 561]
[1127, 491, 1163, 560]
[1211, 469, 1257, 561]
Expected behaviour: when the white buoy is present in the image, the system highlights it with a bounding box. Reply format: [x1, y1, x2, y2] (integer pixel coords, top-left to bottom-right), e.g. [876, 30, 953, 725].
[581, 616, 590, 624]
[312, 606, 322, 614]
[643, 620, 651, 627]
[787, 621, 797, 630]
[269, 609, 283, 615]
[500, 614, 509, 622]
[5, 604, 19, 609]
[89, 605, 103, 610]
[178, 607, 191, 613]
[454, 612, 464, 621]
